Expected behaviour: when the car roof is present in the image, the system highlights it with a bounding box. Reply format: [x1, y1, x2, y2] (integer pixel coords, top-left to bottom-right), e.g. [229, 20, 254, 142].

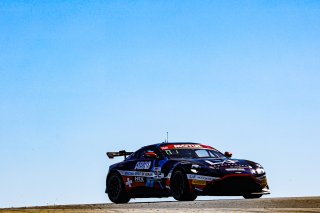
[134, 142, 217, 153]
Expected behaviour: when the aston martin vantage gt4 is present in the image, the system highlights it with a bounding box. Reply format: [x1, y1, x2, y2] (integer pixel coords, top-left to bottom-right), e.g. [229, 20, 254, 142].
[105, 142, 270, 203]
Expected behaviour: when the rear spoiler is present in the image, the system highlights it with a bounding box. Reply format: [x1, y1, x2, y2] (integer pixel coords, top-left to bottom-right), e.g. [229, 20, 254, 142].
[106, 150, 133, 159]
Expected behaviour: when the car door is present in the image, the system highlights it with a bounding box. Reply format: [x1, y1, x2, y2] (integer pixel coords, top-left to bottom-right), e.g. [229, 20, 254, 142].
[117, 147, 148, 190]
[133, 146, 165, 190]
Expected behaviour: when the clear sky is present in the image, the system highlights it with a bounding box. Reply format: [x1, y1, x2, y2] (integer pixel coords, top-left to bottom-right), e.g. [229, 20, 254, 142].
[1, 0, 319, 208]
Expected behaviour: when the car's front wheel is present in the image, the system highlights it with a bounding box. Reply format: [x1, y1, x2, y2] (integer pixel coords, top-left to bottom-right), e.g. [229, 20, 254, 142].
[107, 172, 130, 203]
[170, 170, 197, 201]
[243, 194, 262, 199]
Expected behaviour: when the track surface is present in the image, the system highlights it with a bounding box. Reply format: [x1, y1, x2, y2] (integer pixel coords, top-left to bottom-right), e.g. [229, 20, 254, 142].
[1, 197, 320, 213]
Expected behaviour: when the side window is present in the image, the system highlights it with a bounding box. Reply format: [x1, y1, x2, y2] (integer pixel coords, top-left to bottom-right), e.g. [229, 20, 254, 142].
[153, 148, 164, 159]
[136, 148, 149, 159]
[134, 148, 146, 159]
[125, 148, 145, 161]
[126, 146, 165, 160]
[140, 147, 164, 160]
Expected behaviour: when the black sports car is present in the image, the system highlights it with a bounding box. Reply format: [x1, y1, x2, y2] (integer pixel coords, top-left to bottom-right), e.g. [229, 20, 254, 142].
[105, 142, 270, 203]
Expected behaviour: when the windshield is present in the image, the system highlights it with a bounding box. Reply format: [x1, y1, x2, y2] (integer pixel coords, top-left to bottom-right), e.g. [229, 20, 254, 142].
[163, 148, 225, 159]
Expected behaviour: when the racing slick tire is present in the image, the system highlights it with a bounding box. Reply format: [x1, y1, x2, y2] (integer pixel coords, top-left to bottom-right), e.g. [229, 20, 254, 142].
[170, 170, 197, 201]
[107, 172, 130, 203]
[243, 194, 263, 199]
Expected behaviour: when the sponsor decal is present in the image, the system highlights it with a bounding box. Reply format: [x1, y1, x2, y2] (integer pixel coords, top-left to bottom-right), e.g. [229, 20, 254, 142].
[119, 170, 154, 177]
[205, 160, 223, 166]
[174, 144, 202, 149]
[160, 144, 214, 150]
[194, 187, 204, 191]
[125, 178, 132, 188]
[118, 170, 164, 178]
[153, 167, 163, 179]
[206, 159, 240, 167]
[165, 150, 172, 155]
[161, 146, 169, 150]
[223, 159, 238, 164]
[135, 161, 151, 170]
[134, 176, 144, 182]
[146, 177, 154, 187]
[225, 168, 245, 171]
[187, 174, 220, 181]
[192, 179, 206, 186]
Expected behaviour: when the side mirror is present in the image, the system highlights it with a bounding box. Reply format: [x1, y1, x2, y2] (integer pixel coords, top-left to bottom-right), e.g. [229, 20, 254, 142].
[224, 151, 232, 158]
[144, 151, 158, 159]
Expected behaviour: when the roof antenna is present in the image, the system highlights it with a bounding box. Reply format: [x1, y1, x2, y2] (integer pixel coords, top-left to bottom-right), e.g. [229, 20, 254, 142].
[166, 132, 169, 143]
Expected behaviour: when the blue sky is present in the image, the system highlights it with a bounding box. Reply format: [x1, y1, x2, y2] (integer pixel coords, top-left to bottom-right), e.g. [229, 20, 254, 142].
[1, 0, 320, 207]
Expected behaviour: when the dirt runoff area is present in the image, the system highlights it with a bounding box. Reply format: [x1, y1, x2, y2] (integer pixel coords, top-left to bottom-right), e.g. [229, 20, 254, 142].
[1, 197, 320, 213]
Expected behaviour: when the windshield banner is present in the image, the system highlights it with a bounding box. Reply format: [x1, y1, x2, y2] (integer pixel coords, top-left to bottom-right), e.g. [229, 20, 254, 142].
[159, 144, 214, 150]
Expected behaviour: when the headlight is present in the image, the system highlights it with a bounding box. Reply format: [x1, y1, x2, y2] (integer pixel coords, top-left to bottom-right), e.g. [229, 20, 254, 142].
[256, 167, 265, 175]
[191, 164, 202, 173]
[190, 169, 198, 173]
[251, 165, 265, 175]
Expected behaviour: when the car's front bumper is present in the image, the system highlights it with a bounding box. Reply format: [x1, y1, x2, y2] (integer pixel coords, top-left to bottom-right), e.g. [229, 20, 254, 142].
[192, 174, 270, 196]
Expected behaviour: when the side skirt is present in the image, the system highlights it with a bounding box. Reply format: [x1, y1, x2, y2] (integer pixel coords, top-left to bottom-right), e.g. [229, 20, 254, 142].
[129, 186, 171, 198]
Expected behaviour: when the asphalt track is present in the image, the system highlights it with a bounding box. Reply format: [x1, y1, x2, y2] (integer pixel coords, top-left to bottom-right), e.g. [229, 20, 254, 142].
[1, 197, 320, 213]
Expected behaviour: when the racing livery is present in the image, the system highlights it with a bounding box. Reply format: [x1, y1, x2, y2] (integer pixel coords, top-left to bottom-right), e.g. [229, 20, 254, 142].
[105, 142, 270, 203]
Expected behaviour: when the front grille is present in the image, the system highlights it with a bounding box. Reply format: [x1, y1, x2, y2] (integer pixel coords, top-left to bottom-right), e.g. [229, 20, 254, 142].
[203, 176, 262, 195]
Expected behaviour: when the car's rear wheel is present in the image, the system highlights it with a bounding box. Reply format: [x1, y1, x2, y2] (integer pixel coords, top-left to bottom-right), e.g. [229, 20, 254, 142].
[243, 194, 262, 199]
[170, 170, 197, 201]
[107, 172, 130, 203]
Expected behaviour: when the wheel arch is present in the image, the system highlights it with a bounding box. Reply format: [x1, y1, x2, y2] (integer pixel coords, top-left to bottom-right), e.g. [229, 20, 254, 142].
[171, 162, 190, 176]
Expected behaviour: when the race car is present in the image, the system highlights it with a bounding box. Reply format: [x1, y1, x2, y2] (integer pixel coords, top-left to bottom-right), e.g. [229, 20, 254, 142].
[105, 142, 270, 203]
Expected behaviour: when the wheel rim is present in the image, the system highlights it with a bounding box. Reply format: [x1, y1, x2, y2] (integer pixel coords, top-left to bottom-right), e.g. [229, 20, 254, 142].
[109, 176, 121, 199]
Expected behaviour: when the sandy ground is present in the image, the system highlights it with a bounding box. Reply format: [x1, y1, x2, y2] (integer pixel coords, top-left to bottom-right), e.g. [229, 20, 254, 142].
[1, 197, 320, 213]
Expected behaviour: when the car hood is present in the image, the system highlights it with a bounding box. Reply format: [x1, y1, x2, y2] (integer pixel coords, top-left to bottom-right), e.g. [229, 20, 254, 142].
[178, 158, 256, 176]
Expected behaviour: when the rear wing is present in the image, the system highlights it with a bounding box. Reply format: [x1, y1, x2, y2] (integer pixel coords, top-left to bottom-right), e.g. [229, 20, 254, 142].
[106, 150, 133, 159]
